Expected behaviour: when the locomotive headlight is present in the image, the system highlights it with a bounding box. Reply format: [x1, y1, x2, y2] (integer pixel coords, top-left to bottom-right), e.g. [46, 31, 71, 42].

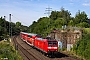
[53, 47, 57, 49]
[48, 47, 51, 49]
[48, 47, 57, 49]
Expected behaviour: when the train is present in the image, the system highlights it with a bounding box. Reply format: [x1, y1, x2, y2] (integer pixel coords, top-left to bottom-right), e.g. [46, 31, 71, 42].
[20, 32, 58, 55]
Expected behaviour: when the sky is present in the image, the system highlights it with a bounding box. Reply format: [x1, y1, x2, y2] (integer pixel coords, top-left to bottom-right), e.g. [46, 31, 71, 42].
[0, 0, 90, 26]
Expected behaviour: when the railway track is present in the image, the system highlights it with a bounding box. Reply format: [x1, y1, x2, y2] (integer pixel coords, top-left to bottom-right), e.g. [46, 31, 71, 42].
[12, 35, 79, 60]
[17, 36, 49, 60]
[12, 36, 38, 60]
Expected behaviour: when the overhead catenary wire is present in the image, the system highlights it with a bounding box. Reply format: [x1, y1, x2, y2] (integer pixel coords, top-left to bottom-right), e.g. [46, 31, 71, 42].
[11, 15, 29, 26]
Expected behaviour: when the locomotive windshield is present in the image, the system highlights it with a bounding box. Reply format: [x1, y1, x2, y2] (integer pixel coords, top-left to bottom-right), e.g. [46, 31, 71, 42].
[28, 35, 32, 38]
[48, 41, 57, 45]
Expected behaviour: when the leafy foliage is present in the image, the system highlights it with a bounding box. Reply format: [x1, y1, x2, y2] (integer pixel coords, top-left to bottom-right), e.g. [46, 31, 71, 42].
[0, 41, 23, 60]
[73, 28, 90, 60]
[28, 8, 90, 37]
[28, 17, 51, 37]
[0, 17, 28, 40]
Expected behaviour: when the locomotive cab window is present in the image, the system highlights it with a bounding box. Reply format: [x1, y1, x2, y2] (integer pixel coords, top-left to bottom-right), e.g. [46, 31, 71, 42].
[28, 35, 32, 38]
[48, 41, 57, 45]
[53, 42, 57, 45]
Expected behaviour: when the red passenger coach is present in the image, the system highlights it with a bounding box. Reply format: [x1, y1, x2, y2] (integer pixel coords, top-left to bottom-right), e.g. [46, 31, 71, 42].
[20, 32, 42, 46]
[20, 32, 28, 41]
[26, 33, 41, 46]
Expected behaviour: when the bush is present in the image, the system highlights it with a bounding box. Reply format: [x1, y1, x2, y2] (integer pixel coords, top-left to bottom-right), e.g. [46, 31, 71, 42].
[73, 30, 90, 60]
[0, 41, 23, 60]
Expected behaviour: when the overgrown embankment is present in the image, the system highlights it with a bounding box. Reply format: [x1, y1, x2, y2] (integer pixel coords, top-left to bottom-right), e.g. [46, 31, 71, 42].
[73, 28, 90, 60]
[0, 40, 23, 60]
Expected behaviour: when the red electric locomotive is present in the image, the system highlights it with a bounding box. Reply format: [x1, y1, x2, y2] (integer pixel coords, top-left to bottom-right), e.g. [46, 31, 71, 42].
[34, 37, 58, 55]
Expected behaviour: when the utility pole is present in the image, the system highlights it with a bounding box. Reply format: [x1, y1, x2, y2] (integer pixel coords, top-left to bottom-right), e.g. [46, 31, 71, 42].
[45, 6, 52, 17]
[4, 16, 6, 22]
[4, 16, 6, 33]
[4, 16, 6, 28]
[9, 14, 12, 37]
[44, 6, 52, 36]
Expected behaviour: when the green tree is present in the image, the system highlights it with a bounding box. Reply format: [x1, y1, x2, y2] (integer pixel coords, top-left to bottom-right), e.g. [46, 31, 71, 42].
[28, 7, 90, 38]
[50, 11, 58, 20]
[54, 18, 66, 28]
[16, 22, 21, 27]
[68, 20, 74, 26]
[76, 22, 90, 28]
[74, 10, 88, 24]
